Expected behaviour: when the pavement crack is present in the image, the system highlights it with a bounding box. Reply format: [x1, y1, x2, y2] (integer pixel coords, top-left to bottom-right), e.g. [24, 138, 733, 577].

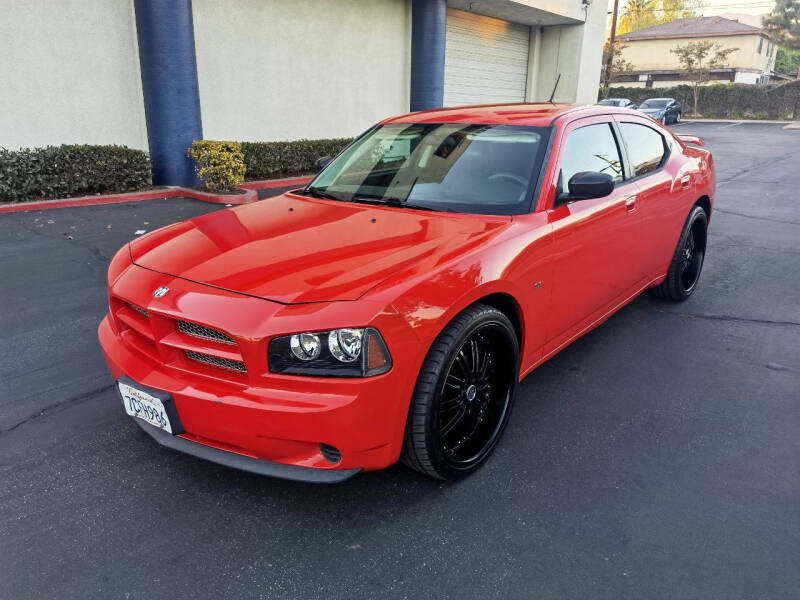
[711, 208, 800, 226]
[718, 149, 800, 184]
[656, 310, 800, 328]
[762, 362, 800, 374]
[0, 384, 114, 434]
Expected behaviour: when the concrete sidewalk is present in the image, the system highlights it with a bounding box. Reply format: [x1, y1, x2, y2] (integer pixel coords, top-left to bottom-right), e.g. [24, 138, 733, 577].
[678, 118, 800, 129]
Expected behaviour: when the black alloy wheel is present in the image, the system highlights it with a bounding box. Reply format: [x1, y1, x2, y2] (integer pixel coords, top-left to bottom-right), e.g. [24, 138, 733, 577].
[649, 205, 708, 301]
[438, 326, 512, 467]
[679, 225, 703, 293]
[401, 304, 519, 479]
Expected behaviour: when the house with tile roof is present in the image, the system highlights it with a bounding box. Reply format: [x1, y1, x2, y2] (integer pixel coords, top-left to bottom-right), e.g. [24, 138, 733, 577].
[612, 16, 779, 88]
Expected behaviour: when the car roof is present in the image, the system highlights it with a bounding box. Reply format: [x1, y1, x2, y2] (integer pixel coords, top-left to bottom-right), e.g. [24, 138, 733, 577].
[644, 97, 674, 101]
[381, 103, 608, 127]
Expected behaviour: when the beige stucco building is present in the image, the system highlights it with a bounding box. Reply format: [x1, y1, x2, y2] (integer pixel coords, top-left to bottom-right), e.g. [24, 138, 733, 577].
[613, 16, 776, 88]
[1, 0, 607, 155]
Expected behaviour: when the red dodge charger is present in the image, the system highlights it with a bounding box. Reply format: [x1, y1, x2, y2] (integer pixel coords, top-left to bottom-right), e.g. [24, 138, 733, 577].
[99, 103, 714, 481]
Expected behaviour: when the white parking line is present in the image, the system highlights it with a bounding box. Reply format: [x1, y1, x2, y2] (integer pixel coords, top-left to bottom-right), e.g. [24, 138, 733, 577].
[719, 121, 743, 129]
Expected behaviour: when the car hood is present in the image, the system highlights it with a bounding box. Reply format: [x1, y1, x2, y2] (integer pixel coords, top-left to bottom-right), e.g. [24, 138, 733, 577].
[129, 193, 511, 304]
[639, 108, 664, 115]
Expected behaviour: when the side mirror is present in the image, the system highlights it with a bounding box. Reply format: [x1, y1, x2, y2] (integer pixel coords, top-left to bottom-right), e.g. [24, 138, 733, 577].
[630, 104, 638, 110]
[315, 156, 333, 172]
[559, 171, 615, 203]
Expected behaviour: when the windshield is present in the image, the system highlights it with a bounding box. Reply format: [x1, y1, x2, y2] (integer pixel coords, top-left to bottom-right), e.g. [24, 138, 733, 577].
[306, 123, 549, 215]
[641, 100, 669, 108]
[599, 99, 622, 106]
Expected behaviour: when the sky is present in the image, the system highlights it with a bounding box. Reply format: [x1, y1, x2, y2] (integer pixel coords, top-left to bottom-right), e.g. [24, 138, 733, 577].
[607, 0, 776, 20]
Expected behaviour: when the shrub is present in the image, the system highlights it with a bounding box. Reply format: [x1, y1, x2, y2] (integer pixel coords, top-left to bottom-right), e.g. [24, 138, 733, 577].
[241, 138, 352, 180]
[187, 140, 246, 190]
[600, 80, 800, 119]
[0, 144, 151, 203]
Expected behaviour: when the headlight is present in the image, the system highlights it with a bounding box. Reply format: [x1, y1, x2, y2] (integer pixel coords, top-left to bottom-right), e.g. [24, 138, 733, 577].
[269, 328, 392, 377]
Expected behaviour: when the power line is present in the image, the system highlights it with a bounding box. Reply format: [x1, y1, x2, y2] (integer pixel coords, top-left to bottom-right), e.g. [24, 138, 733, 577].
[618, 5, 774, 12]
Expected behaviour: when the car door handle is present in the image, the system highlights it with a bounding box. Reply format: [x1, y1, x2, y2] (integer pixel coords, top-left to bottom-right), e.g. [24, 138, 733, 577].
[625, 195, 638, 212]
[680, 175, 691, 189]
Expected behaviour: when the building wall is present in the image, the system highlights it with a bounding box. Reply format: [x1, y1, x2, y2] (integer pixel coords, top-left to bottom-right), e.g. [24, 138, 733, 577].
[619, 33, 771, 72]
[192, 0, 411, 142]
[1, 0, 607, 179]
[608, 72, 761, 88]
[533, 0, 607, 103]
[0, 0, 147, 150]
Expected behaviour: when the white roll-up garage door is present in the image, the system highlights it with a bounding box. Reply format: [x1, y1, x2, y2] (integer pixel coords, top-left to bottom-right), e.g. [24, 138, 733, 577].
[444, 9, 530, 107]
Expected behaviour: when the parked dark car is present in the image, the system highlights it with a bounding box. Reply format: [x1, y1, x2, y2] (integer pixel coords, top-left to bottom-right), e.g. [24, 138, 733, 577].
[599, 98, 637, 109]
[637, 98, 681, 124]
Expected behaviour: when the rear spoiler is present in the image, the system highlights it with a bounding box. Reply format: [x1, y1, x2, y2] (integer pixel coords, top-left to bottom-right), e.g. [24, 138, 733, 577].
[676, 134, 705, 147]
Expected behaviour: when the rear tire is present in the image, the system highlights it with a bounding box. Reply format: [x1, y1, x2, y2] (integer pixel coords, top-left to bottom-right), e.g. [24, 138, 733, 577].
[401, 304, 519, 480]
[649, 205, 707, 301]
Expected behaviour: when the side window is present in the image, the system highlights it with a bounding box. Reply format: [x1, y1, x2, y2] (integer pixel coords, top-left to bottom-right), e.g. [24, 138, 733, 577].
[559, 123, 624, 188]
[619, 123, 666, 177]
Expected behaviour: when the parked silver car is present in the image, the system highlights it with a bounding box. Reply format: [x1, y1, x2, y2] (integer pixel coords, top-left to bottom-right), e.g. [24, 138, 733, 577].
[598, 98, 637, 110]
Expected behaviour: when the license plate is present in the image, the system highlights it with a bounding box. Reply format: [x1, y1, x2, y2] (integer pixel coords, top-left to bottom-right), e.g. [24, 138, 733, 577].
[119, 381, 173, 433]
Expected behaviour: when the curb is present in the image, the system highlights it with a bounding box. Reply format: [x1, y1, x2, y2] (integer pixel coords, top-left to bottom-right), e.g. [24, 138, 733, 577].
[237, 176, 313, 190]
[0, 176, 313, 214]
[678, 119, 796, 125]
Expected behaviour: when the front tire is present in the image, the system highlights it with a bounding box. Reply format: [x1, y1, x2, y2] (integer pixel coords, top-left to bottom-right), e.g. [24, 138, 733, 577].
[649, 205, 707, 301]
[675, 112, 681, 124]
[401, 304, 519, 480]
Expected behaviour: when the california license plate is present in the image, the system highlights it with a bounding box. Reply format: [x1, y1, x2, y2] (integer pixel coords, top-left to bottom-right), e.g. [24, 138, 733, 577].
[119, 381, 173, 433]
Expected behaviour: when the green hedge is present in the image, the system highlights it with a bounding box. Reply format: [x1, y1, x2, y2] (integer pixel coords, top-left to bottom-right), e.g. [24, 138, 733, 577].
[241, 138, 352, 180]
[601, 80, 800, 119]
[0, 144, 151, 203]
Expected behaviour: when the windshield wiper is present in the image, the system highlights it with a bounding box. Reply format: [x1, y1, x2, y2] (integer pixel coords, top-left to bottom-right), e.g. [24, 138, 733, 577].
[304, 186, 345, 202]
[351, 194, 447, 213]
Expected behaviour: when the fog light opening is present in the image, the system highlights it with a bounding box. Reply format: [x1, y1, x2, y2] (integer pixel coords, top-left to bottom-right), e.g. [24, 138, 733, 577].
[320, 443, 342, 464]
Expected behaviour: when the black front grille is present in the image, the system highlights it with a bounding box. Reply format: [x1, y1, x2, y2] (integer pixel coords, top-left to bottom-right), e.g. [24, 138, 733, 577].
[178, 320, 235, 345]
[129, 303, 149, 317]
[185, 350, 246, 373]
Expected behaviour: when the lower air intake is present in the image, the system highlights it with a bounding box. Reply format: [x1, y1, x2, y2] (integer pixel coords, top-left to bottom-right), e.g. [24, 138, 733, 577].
[320, 443, 342, 464]
[185, 350, 246, 373]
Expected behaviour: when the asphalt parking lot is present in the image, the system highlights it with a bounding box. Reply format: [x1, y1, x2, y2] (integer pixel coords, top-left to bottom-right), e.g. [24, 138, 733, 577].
[1, 122, 798, 599]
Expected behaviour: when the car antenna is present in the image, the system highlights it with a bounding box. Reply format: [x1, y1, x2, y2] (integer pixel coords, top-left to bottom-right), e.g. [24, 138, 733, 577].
[548, 73, 561, 103]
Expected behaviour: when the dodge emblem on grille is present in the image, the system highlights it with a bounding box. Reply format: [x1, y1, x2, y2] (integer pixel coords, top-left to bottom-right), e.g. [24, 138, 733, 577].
[153, 286, 169, 298]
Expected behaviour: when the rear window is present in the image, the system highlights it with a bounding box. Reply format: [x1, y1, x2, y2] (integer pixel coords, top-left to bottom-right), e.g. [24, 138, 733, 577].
[619, 123, 666, 176]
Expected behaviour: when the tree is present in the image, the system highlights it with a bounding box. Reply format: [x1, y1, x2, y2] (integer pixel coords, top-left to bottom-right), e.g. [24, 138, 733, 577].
[616, 0, 703, 35]
[661, 0, 702, 23]
[618, 0, 658, 35]
[671, 41, 738, 116]
[774, 47, 800, 75]
[601, 41, 635, 95]
[763, 0, 800, 51]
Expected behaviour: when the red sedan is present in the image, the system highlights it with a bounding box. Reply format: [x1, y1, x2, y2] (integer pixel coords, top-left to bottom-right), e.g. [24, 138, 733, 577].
[99, 103, 714, 481]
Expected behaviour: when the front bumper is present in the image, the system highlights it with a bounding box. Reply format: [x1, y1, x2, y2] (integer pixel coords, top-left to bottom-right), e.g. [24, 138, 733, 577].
[132, 417, 361, 483]
[99, 314, 411, 479]
[97, 248, 426, 480]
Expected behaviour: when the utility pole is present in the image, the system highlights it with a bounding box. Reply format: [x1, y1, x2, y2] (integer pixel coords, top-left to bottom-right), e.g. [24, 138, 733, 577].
[603, 0, 621, 95]
[610, 0, 620, 45]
